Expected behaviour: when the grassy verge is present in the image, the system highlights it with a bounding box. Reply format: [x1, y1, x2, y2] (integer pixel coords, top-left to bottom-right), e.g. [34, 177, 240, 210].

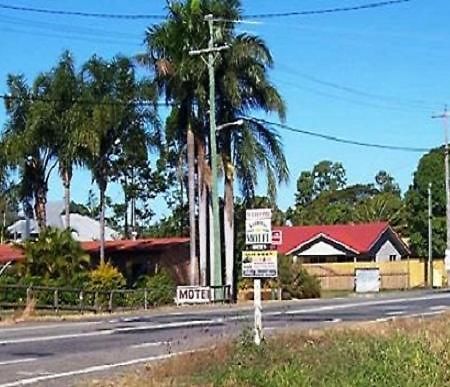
[87, 314, 450, 387]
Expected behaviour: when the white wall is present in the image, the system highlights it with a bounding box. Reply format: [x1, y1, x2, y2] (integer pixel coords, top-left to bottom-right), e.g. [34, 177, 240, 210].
[297, 241, 346, 256]
[375, 240, 401, 262]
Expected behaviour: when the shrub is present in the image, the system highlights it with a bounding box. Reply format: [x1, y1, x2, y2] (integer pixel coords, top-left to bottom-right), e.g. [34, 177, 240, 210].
[88, 262, 126, 292]
[138, 269, 175, 307]
[278, 254, 321, 299]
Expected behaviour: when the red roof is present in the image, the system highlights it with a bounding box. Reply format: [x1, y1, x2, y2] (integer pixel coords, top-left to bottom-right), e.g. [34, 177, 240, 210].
[81, 237, 189, 254]
[0, 244, 25, 264]
[274, 222, 391, 255]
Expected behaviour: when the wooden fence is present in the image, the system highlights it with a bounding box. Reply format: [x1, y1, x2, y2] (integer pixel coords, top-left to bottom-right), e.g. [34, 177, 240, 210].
[302, 259, 448, 291]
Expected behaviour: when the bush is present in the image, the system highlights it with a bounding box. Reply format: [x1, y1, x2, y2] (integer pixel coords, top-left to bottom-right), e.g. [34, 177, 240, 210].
[88, 262, 126, 292]
[138, 269, 175, 307]
[278, 254, 321, 299]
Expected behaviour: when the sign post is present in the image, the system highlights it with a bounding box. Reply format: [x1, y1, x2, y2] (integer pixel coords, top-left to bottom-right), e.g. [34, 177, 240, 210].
[243, 209, 277, 345]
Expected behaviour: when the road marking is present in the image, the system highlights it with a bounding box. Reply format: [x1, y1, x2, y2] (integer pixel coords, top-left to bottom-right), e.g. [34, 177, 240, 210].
[130, 341, 168, 349]
[0, 320, 219, 346]
[0, 358, 36, 367]
[0, 329, 112, 346]
[0, 321, 102, 334]
[386, 311, 405, 316]
[0, 349, 206, 387]
[429, 305, 448, 311]
[281, 293, 450, 316]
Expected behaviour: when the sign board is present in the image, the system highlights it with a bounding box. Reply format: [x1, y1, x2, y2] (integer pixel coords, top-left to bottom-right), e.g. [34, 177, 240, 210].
[355, 268, 380, 293]
[245, 209, 272, 245]
[242, 250, 278, 278]
[176, 286, 211, 304]
[271, 230, 282, 245]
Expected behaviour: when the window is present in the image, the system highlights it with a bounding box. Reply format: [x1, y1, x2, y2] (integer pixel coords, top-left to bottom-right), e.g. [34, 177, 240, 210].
[389, 254, 397, 262]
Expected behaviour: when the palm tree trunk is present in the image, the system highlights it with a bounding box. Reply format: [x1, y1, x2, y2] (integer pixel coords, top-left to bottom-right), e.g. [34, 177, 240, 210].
[224, 168, 234, 300]
[99, 186, 106, 265]
[123, 177, 129, 238]
[34, 185, 47, 231]
[198, 141, 207, 286]
[187, 126, 198, 285]
[63, 169, 71, 229]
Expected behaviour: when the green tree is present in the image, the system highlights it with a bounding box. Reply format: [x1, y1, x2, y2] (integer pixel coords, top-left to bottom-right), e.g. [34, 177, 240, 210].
[2, 74, 64, 229]
[81, 55, 159, 263]
[405, 148, 445, 257]
[142, 0, 288, 291]
[375, 170, 401, 196]
[42, 52, 90, 229]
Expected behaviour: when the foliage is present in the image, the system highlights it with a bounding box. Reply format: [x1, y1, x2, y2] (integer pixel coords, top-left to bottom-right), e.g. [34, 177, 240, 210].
[137, 269, 175, 306]
[405, 148, 446, 257]
[289, 161, 405, 234]
[88, 262, 126, 292]
[18, 227, 89, 285]
[278, 254, 321, 299]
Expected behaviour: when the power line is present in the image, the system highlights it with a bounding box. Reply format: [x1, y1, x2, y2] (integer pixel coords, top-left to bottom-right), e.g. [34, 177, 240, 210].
[0, 3, 165, 20]
[247, 117, 430, 153]
[0, 94, 171, 107]
[246, 0, 411, 18]
[0, 0, 411, 20]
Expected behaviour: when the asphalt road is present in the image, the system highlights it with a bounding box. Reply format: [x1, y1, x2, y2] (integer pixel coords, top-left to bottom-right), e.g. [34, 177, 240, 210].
[0, 290, 449, 386]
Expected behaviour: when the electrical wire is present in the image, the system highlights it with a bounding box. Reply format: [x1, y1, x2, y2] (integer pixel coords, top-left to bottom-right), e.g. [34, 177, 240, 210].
[246, 0, 411, 18]
[0, 94, 171, 107]
[246, 117, 431, 153]
[0, 0, 411, 20]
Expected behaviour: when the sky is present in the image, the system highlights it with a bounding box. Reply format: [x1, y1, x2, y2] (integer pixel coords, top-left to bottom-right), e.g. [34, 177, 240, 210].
[0, 0, 449, 220]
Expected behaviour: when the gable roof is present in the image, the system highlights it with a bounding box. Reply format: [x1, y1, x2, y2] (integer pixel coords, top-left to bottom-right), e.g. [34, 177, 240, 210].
[274, 222, 392, 255]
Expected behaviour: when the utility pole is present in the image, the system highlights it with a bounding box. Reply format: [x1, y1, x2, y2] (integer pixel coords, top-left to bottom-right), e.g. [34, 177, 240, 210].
[432, 106, 450, 277]
[190, 14, 229, 298]
[428, 182, 433, 287]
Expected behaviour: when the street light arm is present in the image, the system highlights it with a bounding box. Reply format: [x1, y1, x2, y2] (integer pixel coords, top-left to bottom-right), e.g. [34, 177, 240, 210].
[216, 119, 245, 132]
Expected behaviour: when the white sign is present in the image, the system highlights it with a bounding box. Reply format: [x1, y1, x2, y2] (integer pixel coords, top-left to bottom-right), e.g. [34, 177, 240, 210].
[242, 251, 278, 278]
[176, 286, 211, 304]
[246, 209, 272, 220]
[355, 268, 380, 293]
[246, 209, 272, 245]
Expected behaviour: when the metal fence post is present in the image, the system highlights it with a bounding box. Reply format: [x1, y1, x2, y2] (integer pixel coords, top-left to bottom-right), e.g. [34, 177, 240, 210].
[26, 286, 32, 306]
[79, 290, 84, 313]
[108, 290, 114, 313]
[54, 289, 59, 313]
[144, 289, 148, 310]
[94, 291, 99, 313]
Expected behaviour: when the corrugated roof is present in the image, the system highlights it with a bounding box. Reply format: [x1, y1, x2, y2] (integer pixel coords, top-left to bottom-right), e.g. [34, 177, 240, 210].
[81, 238, 189, 254]
[0, 245, 24, 264]
[274, 222, 390, 255]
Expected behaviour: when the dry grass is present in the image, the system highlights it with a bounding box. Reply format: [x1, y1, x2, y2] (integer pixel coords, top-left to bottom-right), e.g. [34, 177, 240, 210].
[83, 313, 450, 387]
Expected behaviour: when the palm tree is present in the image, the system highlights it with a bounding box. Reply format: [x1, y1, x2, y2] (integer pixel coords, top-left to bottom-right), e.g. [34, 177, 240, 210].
[141, 0, 288, 293]
[42, 51, 91, 229]
[215, 34, 289, 298]
[81, 55, 159, 264]
[140, 0, 242, 286]
[2, 74, 58, 230]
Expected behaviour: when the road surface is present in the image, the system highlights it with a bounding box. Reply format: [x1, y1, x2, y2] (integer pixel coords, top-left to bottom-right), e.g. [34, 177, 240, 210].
[0, 290, 449, 386]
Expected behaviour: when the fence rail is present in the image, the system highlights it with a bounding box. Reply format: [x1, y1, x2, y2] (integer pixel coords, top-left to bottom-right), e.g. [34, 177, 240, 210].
[0, 284, 233, 313]
[0, 285, 155, 313]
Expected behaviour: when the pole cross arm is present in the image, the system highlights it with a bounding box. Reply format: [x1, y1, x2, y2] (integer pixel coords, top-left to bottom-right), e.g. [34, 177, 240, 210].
[189, 45, 229, 56]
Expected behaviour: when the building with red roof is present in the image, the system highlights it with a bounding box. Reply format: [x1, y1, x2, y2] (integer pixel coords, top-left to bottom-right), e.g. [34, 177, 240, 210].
[273, 222, 409, 263]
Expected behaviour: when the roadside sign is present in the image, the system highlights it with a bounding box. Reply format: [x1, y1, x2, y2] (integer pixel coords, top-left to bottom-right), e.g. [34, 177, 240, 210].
[245, 209, 272, 245]
[176, 286, 211, 304]
[242, 250, 278, 278]
[271, 230, 282, 245]
[355, 268, 380, 293]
